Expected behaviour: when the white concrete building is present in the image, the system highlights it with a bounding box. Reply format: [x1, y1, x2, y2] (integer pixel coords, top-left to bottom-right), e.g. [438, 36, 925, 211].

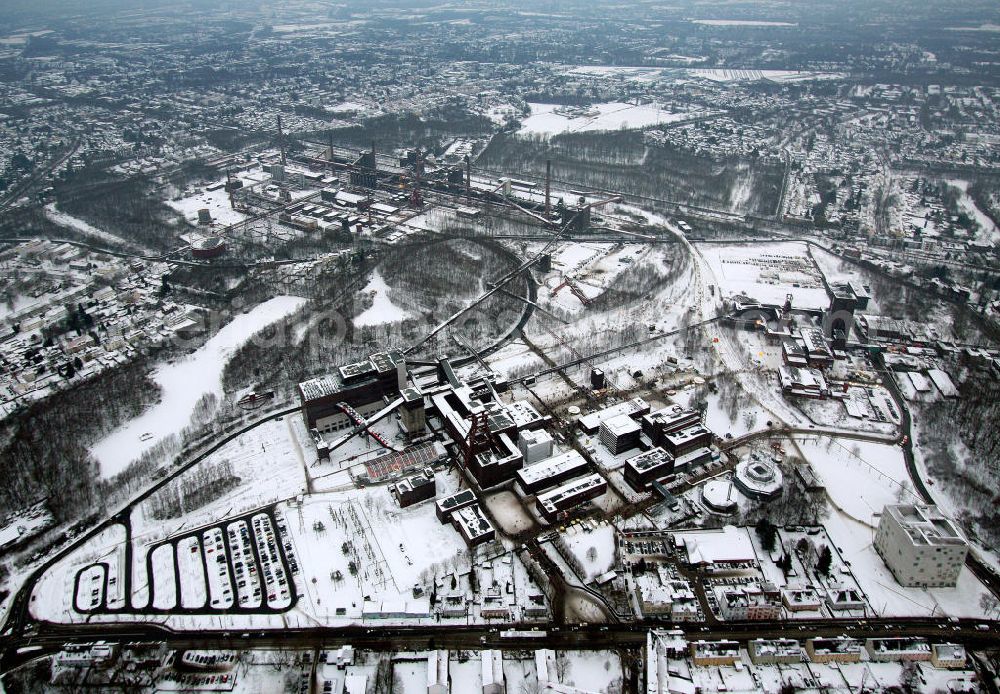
[481, 649, 504, 694]
[517, 429, 554, 465]
[427, 649, 449, 694]
[874, 504, 967, 588]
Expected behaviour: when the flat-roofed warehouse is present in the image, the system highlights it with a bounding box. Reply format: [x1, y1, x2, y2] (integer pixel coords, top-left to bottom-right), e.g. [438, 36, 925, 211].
[661, 425, 713, 457]
[435, 489, 477, 523]
[641, 406, 701, 446]
[298, 350, 406, 432]
[536, 473, 607, 522]
[516, 450, 590, 495]
[469, 433, 523, 488]
[451, 504, 495, 546]
[391, 468, 436, 508]
[600, 414, 642, 455]
[624, 447, 675, 490]
[428, 382, 526, 487]
[800, 327, 833, 367]
[577, 398, 650, 435]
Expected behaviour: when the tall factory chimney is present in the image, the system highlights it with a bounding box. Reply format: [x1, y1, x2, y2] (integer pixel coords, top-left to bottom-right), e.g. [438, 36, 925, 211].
[277, 114, 287, 166]
[396, 357, 408, 392]
[545, 159, 552, 218]
[465, 155, 471, 199]
[410, 149, 424, 207]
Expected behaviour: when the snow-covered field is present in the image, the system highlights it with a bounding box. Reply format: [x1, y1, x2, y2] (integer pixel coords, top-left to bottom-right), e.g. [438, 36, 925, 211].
[823, 506, 993, 619]
[561, 650, 622, 691]
[281, 488, 466, 622]
[565, 65, 670, 83]
[166, 184, 248, 228]
[689, 68, 845, 83]
[946, 178, 1000, 245]
[482, 489, 537, 535]
[794, 436, 912, 523]
[671, 384, 764, 439]
[178, 535, 207, 608]
[89, 295, 307, 477]
[353, 270, 412, 326]
[793, 434, 994, 618]
[130, 416, 310, 541]
[518, 102, 705, 137]
[561, 522, 617, 582]
[327, 100, 368, 113]
[945, 22, 1000, 32]
[151, 544, 176, 609]
[32, 523, 127, 621]
[43, 203, 132, 247]
[690, 19, 797, 26]
[697, 241, 829, 308]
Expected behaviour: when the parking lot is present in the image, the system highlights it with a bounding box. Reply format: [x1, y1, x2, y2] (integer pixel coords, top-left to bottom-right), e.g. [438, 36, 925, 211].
[77, 507, 298, 615]
[228, 519, 263, 608]
[163, 509, 296, 613]
[74, 564, 106, 612]
[250, 512, 292, 610]
[72, 544, 125, 613]
[203, 527, 235, 609]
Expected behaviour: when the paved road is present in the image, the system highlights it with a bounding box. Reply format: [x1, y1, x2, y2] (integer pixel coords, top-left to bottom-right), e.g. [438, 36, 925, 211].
[6, 142, 1000, 674]
[3, 406, 301, 643]
[4, 615, 998, 673]
[0, 138, 81, 213]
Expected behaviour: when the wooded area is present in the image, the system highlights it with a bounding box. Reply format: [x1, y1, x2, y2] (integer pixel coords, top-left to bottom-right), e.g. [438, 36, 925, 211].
[0, 358, 161, 522]
[477, 131, 783, 217]
[919, 381, 1000, 549]
[221, 237, 528, 395]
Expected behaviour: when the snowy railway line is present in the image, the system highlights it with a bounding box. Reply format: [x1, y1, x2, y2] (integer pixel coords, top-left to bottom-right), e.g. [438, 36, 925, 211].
[7, 4, 1000, 689]
[6, 133, 1000, 681]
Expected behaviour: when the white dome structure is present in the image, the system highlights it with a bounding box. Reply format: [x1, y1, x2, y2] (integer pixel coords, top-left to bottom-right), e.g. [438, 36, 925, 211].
[701, 479, 738, 514]
[734, 452, 783, 501]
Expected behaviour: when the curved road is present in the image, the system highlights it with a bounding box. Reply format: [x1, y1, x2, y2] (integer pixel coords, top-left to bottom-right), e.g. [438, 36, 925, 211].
[3, 233, 541, 641]
[4, 404, 300, 641]
[5, 161, 999, 670]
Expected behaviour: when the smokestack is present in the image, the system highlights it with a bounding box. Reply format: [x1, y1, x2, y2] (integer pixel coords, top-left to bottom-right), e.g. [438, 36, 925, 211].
[465, 155, 471, 199]
[410, 150, 424, 207]
[396, 359, 407, 392]
[545, 159, 551, 218]
[277, 114, 286, 166]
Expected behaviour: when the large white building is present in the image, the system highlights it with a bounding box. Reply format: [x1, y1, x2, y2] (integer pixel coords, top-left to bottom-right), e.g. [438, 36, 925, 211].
[427, 650, 449, 694]
[517, 429, 553, 465]
[874, 504, 967, 588]
[599, 414, 641, 455]
[481, 649, 504, 694]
